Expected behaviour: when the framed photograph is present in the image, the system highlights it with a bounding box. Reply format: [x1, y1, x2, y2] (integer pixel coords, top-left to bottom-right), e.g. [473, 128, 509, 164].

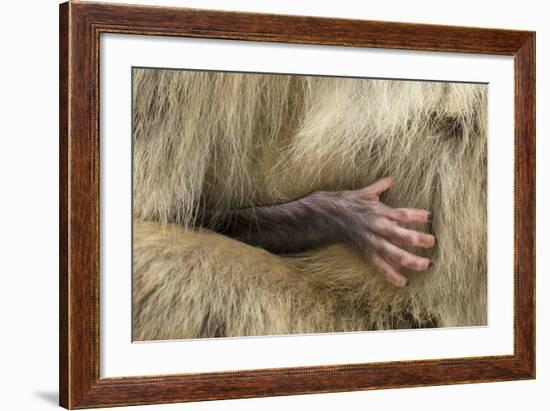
[59, 1, 535, 408]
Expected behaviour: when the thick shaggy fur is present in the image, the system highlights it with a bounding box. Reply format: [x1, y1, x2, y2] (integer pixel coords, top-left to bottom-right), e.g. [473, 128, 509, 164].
[132, 68, 487, 341]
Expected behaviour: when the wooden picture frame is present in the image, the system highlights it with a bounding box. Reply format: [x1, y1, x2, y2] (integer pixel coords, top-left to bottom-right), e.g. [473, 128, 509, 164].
[59, 1, 535, 408]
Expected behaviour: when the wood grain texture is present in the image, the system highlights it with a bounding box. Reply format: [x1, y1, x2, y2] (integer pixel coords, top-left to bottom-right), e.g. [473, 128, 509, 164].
[59, 2, 69, 407]
[514, 33, 536, 375]
[59, 1, 536, 408]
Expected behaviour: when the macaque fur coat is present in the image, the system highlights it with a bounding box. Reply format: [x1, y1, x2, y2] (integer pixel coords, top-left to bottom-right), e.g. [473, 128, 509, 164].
[132, 69, 487, 340]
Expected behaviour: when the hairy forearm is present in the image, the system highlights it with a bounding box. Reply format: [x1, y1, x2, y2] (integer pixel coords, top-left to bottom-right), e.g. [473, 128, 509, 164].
[212, 192, 346, 253]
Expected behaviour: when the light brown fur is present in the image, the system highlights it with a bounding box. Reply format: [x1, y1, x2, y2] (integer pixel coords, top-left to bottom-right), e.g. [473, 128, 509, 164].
[132, 68, 487, 341]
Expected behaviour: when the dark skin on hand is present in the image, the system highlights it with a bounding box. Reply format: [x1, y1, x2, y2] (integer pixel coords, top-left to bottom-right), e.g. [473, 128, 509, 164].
[212, 177, 435, 288]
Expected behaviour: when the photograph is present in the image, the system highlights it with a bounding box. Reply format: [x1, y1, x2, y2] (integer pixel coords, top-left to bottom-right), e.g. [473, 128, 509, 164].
[131, 68, 488, 341]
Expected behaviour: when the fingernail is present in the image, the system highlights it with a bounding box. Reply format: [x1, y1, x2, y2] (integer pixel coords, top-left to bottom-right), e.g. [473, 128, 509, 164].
[427, 213, 433, 222]
[428, 261, 433, 268]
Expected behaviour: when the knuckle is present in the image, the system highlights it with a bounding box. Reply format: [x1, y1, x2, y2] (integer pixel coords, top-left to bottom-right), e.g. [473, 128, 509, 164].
[409, 233, 420, 245]
[395, 209, 407, 219]
[362, 232, 377, 249]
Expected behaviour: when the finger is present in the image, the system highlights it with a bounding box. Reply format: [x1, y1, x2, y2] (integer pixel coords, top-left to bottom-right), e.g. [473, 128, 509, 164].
[371, 220, 436, 248]
[370, 250, 408, 288]
[359, 177, 395, 200]
[384, 208, 432, 224]
[372, 235, 432, 271]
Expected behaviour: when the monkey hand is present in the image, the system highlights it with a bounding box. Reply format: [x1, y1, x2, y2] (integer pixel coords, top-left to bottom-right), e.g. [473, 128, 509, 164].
[312, 177, 435, 287]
